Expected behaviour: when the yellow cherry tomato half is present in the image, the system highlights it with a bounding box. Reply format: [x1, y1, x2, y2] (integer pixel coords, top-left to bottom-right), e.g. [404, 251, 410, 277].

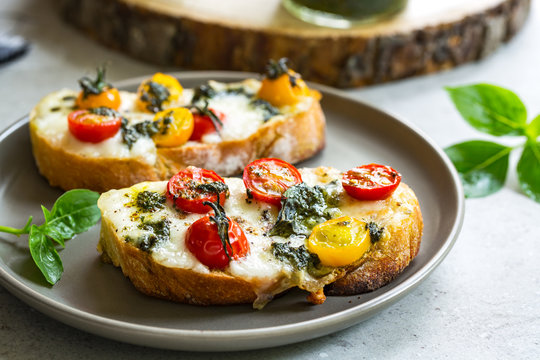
[151, 107, 194, 147]
[307, 216, 371, 267]
[257, 70, 314, 107]
[136, 73, 183, 113]
[76, 87, 121, 110]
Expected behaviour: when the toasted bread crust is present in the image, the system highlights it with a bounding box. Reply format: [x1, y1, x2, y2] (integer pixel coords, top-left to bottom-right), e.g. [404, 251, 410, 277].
[29, 123, 161, 192]
[325, 184, 423, 295]
[98, 216, 258, 305]
[29, 98, 325, 192]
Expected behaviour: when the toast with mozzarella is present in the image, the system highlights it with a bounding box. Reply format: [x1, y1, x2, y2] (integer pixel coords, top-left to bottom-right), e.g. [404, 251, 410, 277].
[97, 163, 422, 309]
[29, 61, 325, 192]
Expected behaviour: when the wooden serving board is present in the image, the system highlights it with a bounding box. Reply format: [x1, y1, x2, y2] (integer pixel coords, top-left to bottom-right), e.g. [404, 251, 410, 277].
[58, 0, 530, 88]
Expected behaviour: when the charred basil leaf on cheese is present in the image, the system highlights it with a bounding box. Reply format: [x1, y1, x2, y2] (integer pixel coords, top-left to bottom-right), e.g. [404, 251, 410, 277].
[120, 107, 194, 149]
[76, 65, 121, 110]
[136, 73, 183, 113]
[121, 118, 159, 149]
[191, 83, 251, 103]
[166, 167, 229, 214]
[192, 84, 218, 103]
[257, 58, 320, 107]
[190, 81, 282, 127]
[249, 99, 280, 122]
[189, 102, 226, 141]
[268, 181, 341, 237]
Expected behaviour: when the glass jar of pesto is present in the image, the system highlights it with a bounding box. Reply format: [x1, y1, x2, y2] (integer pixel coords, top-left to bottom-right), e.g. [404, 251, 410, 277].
[282, 0, 408, 28]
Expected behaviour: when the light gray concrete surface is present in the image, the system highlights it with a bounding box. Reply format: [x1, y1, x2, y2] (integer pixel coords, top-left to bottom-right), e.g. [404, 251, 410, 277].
[1, 0, 539, 359]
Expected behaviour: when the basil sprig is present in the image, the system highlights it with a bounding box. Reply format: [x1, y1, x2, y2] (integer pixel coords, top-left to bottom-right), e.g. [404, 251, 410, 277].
[0, 189, 101, 284]
[444, 84, 540, 202]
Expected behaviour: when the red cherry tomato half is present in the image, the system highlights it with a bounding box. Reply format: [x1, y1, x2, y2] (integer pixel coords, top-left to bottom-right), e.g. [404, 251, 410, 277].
[242, 158, 303, 206]
[189, 108, 226, 141]
[186, 215, 249, 269]
[67, 109, 122, 143]
[342, 164, 401, 201]
[166, 167, 227, 213]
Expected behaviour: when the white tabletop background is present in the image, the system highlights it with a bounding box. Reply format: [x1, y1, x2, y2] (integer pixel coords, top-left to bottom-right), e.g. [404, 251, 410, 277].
[1, 0, 539, 359]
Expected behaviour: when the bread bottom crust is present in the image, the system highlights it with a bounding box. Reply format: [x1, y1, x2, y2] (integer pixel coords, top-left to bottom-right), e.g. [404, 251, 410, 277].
[98, 216, 258, 306]
[30, 123, 161, 192]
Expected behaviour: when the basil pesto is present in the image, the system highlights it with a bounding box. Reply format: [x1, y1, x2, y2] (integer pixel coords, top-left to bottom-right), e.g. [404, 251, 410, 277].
[139, 81, 170, 113]
[120, 112, 173, 149]
[271, 242, 332, 277]
[268, 181, 341, 237]
[191, 82, 282, 123]
[136, 191, 166, 212]
[126, 218, 170, 253]
[366, 221, 384, 243]
[191, 84, 218, 103]
[250, 99, 279, 122]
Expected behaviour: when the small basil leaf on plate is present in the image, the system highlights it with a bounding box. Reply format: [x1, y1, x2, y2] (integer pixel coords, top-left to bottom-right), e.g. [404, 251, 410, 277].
[29, 225, 63, 285]
[517, 140, 540, 203]
[445, 140, 512, 198]
[41, 225, 67, 247]
[525, 115, 540, 141]
[445, 84, 527, 136]
[46, 189, 101, 237]
[41, 205, 52, 222]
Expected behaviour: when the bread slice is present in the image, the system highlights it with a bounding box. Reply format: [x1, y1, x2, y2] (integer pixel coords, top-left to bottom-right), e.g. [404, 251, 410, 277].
[97, 166, 422, 308]
[29, 79, 325, 192]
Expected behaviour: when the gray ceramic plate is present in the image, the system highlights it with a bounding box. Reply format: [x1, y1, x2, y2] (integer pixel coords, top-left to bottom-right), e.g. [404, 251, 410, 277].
[0, 72, 464, 352]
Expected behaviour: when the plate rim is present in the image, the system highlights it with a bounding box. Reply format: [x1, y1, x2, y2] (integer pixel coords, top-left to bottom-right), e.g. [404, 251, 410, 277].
[0, 71, 465, 351]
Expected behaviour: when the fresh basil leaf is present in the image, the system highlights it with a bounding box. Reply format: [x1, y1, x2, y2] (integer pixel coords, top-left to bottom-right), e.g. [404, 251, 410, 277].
[445, 84, 527, 136]
[525, 115, 540, 141]
[29, 225, 63, 285]
[44, 189, 100, 243]
[0, 189, 101, 285]
[41, 205, 52, 222]
[445, 140, 512, 198]
[42, 226, 66, 247]
[517, 140, 540, 203]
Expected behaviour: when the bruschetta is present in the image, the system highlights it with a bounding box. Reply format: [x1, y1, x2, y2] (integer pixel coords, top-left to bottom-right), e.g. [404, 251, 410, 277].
[29, 60, 325, 192]
[97, 159, 423, 309]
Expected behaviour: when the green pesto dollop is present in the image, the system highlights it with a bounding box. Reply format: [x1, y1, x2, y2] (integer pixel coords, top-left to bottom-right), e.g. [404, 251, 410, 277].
[126, 218, 170, 253]
[271, 241, 332, 277]
[268, 181, 341, 238]
[135, 190, 166, 212]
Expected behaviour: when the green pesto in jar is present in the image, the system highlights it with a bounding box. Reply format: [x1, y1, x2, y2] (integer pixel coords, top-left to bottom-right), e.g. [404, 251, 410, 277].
[283, 0, 407, 27]
[289, 0, 407, 18]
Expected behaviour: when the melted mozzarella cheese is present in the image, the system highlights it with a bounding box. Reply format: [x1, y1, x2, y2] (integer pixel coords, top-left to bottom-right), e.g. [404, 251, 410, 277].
[199, 93, 269, 143]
